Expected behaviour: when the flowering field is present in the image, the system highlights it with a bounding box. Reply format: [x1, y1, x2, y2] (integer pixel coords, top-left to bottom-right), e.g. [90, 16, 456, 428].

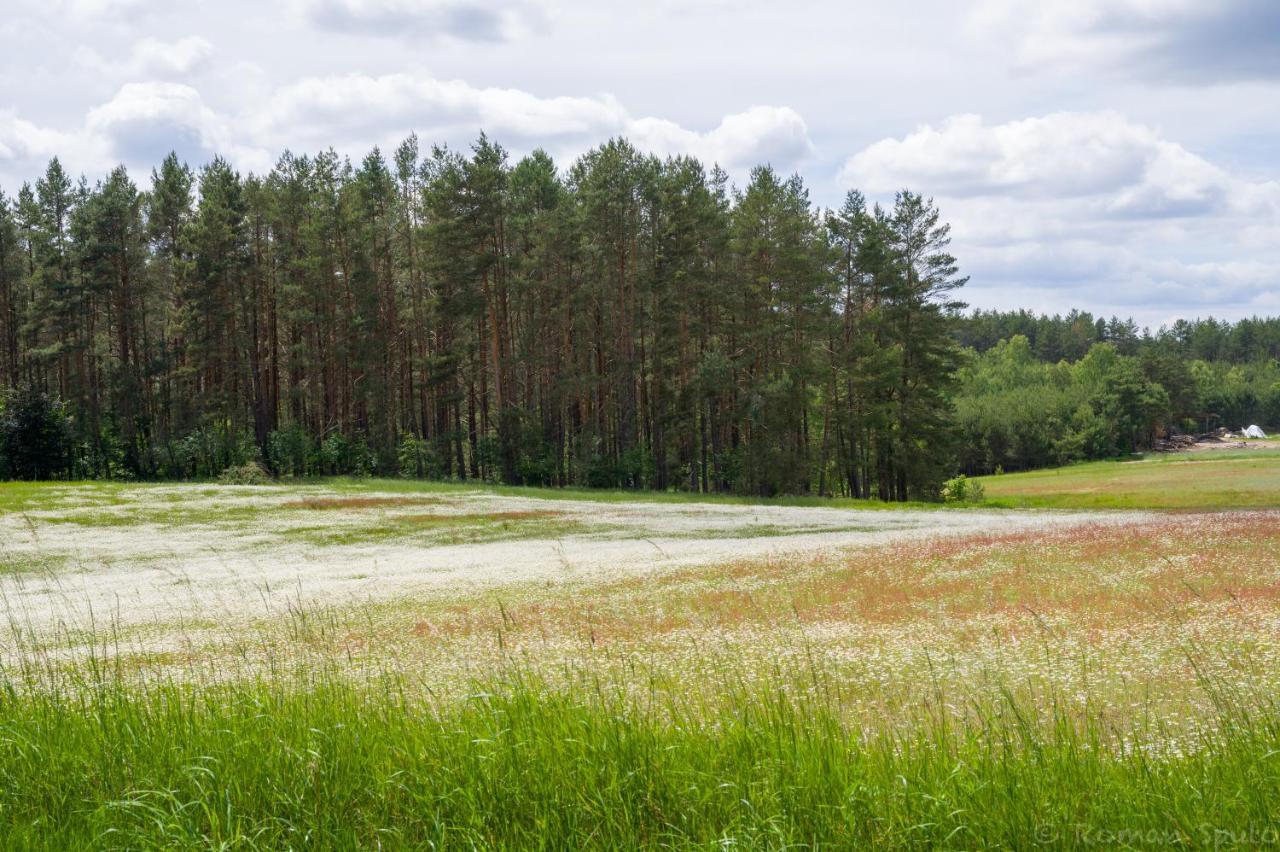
[1, 476, 1279, 847]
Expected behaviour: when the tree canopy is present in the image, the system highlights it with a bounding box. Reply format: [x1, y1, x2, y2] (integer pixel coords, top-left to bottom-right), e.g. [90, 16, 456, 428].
[2, 141, 1274, 493]
[0, 140, 967, 499]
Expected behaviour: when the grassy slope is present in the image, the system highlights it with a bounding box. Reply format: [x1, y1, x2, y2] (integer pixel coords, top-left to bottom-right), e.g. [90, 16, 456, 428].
[976, 446, 1280, 510]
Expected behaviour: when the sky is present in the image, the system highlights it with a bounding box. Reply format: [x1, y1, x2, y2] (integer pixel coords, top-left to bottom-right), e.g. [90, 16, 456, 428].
[1, 0, 1277, 328]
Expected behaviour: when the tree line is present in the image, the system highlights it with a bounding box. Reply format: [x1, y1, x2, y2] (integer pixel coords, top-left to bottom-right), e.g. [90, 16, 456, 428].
[0, 137, 967, 498]
[955, 309, 1280, 365]
[952, 314, 1280, 475]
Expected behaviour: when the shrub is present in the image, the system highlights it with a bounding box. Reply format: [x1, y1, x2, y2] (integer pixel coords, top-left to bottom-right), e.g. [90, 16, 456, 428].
[168, 424, 258, 479]
[266, 425, 311, 477]
[942, 474, 985, 504]
[0, 387, 75, 480]
[218, 462, 272, 485]
[397, 435, 441, 479]
[317, 432, 374, 476]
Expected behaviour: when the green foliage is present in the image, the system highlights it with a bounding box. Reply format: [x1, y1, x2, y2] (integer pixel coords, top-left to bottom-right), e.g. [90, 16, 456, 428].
[163, 424, 258, 479]
[0, 386, 74, 480]
[958, 310, 1280, 365]
[941, 474, 984, 503]
[317, 432, 375, 477]
[955, 338, 1177, 474]
[267, 424, 311, 477]
[396, 434, 442, 479]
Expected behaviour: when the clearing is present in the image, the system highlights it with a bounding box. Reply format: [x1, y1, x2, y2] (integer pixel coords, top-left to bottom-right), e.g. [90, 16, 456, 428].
[0, 480, 1142, 637]
[2, 462, 1279, 847]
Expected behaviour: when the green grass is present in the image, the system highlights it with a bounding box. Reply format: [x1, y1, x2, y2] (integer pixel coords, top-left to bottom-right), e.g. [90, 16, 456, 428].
[4, 441, 1279, 520]
[0, 655, 1276, 849]
[976, 448, 1280, 510]
[278, 513, 608, 547]
[0, 552, 69, 576]
[315, 476, 945, 511]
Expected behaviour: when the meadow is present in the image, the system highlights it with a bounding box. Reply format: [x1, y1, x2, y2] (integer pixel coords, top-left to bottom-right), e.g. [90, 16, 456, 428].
[975, 442, 1280, 509]
[1, 450, 1279, 848]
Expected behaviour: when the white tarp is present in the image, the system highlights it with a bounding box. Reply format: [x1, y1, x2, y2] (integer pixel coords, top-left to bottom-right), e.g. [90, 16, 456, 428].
[1244, 424, 1267, 439]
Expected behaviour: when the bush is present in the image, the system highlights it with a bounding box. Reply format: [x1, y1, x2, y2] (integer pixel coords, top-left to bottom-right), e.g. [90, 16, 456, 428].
[397, 435, 441, 479]
[218, 462, 272, 485]
[0, 387, 75, 480]
[942, 474, 985, 504]
[266, 425, 311, 478]
[316, 432, 375, 476]
[167, 424, 258, 479]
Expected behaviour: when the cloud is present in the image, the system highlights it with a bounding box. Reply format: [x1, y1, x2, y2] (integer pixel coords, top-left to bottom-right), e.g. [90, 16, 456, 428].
[630, 106, 813, 170]
[255, 72, 813, 170]
[971, 0, 1280, 83]
[76, 36, 215, 81]
[46, 0, 152, 17]
[127, 37, 215, 77]
[1, 71, 811, 197]
[0, 111, 109, 188]
[258, 73, 626, 142]
[0, 112, 78, 166]
[841, 110, 1280, 321]
[841, 112, 1245, 219]
[29, 0, 187, 23]
[298, 0, 547, 42]
[85, 82, 232, 168]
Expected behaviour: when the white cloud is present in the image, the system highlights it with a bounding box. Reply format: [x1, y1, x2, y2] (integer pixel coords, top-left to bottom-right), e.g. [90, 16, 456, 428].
[258, 73, 625, 142]
[127, 37, 215, 77]
[970, 0, 1280, 83]
[631, 106, 812, 170]
[80, 82, 271, 175]
[46, 0, 152, 17]
[0, 111, 109, 187]
[254, 72, 812, 170]
[297, 0, 547, 42]
[1, 71, 811, 195]
[0, 112, 79, 165]
[30, 0, 175, 22]
[841, 110, 1280, 319]
[76, 36, 215, 81]
[841, 112, 1246, 218]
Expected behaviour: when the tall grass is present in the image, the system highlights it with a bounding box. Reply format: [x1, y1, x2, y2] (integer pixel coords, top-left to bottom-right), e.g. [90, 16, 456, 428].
[1, 647, 1278, 849]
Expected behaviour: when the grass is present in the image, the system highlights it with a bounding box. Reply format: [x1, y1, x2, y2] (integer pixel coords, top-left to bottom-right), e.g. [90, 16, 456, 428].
[278, 510, 608, 547]
[7, 449, 1277, 522]
[1, 650, 1278, 849]
[308, 476, 949, 511]
[976, 446, 1280, 509]
[4, 468, 1280, 846]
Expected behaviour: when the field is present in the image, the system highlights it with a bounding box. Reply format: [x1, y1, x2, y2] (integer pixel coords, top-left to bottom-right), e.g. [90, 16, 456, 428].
[976, 441, 1280, 509]
[2, 453, 1280, 848]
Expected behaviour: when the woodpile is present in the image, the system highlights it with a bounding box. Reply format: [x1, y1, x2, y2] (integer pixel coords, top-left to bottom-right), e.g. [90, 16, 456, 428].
[1150, 432, 1246, 453]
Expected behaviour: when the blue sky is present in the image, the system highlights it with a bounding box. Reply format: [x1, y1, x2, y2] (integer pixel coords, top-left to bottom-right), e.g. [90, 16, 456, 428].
[1, 0, 1277, 327]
